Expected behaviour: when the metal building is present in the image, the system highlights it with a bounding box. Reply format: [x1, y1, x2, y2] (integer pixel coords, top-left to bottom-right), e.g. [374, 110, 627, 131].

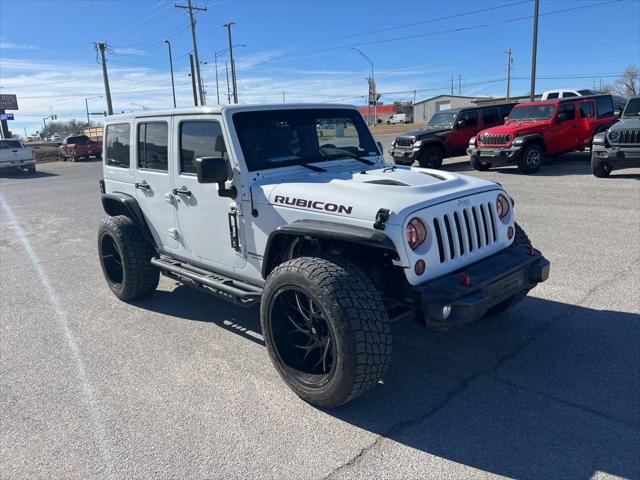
[412, 95, 478, 124]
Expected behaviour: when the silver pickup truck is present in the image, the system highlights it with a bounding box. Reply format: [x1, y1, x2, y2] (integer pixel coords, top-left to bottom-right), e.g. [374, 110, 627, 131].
[0, 139, 36, 174]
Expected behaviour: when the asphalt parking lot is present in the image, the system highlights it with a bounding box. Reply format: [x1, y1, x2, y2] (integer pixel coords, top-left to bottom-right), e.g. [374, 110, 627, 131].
[1, 152, 639, 479]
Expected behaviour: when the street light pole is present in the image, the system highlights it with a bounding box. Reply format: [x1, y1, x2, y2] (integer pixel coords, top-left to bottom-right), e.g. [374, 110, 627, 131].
[225, 61, 231, 104]
[214, 51, 221, 105]
[164, 40, 177, 108]
[224, 22, 238, 104]
[85, 96, 102, 124]
[351, 47, 375, 126]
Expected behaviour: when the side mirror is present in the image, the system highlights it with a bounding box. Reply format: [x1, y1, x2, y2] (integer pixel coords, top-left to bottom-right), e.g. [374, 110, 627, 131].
[196, 156, 236, 198]
[556, 112, 568, 123]
[456, 120, 466, 128]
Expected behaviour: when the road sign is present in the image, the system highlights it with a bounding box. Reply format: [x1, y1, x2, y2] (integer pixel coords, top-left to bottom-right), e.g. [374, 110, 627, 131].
[0, 114, 15, 121]
[0, 94, 19, 110]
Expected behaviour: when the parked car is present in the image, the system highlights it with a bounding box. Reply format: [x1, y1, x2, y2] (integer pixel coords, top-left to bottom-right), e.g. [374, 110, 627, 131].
[0, 139, 36, 174]
[541, 88, 599, 99]
[386, 113, 412, 125]
[59, 134, 102, 162]
[591, 96, 640, 177]
[390, 103, 516, 168]
[467, 95, 616, 173]
[97, 104, 549, 407]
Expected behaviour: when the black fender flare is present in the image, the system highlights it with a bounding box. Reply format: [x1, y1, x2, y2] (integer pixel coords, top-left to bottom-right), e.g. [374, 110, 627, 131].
[101, 193, 156, 247]
[262, 220, 398, 279]
[517, 134, 547, 152]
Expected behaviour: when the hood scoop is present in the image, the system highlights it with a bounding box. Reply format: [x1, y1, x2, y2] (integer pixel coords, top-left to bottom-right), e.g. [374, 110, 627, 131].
[364, 179, 410, 186]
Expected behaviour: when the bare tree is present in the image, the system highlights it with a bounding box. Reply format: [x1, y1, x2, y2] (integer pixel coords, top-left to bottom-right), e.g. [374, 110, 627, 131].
[614, 66, 639, 96]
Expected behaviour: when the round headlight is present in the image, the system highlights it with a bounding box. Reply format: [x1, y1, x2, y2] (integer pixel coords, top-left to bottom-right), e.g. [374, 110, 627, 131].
[496, 194, 510, 219]
[608, 130, 620, 142]
[505, 134, 512, 142]
[406, 217, 428, 250]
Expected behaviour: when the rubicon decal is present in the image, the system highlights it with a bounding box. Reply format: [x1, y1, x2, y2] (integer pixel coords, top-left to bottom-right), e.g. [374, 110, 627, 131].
[274, 195, 353, 215]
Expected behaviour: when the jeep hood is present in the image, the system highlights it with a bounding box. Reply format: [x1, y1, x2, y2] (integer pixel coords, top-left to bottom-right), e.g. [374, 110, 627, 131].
[485, 119, 552, 135]
[255, 165, 501, 225]
[398, 127, 451, 139]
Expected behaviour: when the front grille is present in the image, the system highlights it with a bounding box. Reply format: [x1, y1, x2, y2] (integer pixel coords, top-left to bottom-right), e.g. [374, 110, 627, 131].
[395, 137, 414, 147]
[431, 202, 498, 263]
[479, 134, 509, 146]
[615, 129, 640, 144]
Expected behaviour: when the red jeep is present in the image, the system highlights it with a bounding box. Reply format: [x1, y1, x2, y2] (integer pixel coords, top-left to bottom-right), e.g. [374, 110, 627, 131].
[467, 95, 615, 173]
[59, 134, 102, 162]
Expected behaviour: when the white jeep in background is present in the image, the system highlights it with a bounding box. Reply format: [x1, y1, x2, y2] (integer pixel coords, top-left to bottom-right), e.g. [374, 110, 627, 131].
[98, 104, 549, 407]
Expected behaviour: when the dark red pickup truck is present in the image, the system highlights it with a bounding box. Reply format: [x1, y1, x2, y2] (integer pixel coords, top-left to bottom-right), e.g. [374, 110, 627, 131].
[467, 95, 615, 173]
[59, 134, 102, 162]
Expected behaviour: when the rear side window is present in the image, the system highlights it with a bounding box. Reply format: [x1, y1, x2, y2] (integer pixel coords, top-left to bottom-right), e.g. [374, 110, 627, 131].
[559, 103, 576, 121]
[0, 140, 22, 149]
[481, 108, 500, 127]
[105, 123, 130, 168]
[179, 121, 227, 174]
[138, 122, 168, 171]
[459, 110, 478, 128]
[546, 92, 559, 99]
[595, 96, 614, 118]
[580, 101, 595, 118]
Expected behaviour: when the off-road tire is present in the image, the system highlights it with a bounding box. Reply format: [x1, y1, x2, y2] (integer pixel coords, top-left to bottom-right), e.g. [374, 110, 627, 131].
[26, 166, 36, 174]
[517, 143, 543, 174]
[470, 156, 491, 171]
[591, 157, 612, 178]
[484, 222, 532, 317]
[261, 256, 392, 408]
[418, 145, 444, 169]
[98, 215, 159, 301]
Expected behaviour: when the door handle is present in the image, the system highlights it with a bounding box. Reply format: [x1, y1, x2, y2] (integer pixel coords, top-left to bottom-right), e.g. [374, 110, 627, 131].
[135, 182, 150, 190]
[172, 188, 192, 196]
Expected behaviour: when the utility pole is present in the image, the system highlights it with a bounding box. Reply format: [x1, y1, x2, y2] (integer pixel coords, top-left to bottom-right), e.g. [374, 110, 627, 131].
[282, 91, 285, 103]
[164, 40, 177, 108]
[96, 42, 113, 115]
[529, 0, 539, 101]
[413, 89, 416, 106]
[451, 75, 454, 95]
[225, 61, 231, 104]
[189, 54, 198, 106]
[458, 74, 462, 95]
[214, 51, 221, 104]
[505, 48, 513, 102]
[176, 0, 207, 105]
[224, 22, 238, 104]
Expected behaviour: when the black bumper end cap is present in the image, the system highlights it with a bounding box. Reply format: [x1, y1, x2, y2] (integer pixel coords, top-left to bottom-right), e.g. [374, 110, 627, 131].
[530, 258, 550, 283]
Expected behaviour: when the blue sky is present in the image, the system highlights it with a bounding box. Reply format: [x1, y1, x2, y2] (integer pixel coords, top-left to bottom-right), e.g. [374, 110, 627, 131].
[1, 0, 638, 136]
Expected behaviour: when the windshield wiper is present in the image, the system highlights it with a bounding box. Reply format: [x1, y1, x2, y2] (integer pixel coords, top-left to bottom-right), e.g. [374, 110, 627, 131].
[324, 152, 374, 165]
[299, 162, 327, 172]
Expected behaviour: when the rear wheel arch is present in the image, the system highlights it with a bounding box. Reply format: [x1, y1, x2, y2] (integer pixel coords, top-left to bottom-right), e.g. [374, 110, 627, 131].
[101, 193, 156, 248]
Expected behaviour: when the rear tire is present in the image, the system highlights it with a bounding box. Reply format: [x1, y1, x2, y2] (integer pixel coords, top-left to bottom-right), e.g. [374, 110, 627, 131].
[591, 157, 612, 177]
[261, 256, 392, 408]
[517, 143, 543, 173]
[418, 145, 444, 169]
[26, 166, 36, 174]
[98, 215, 159, 301]
[470, 156, 491, 171]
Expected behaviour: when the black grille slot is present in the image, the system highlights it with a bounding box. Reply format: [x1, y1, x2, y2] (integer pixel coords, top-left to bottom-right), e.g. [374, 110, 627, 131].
[488, 203, 497, 242]
[472, 207, 482, 247]
[395, 137, 414, 147]
[453, 212, 464, 256]
[443, 215, 455, 259]
[618, 129, 640, 144]
[481, 134, 508, 145]
[433, 219, 445, 263]
[479, 205, 490, 245]
[463, 209, 474, 252]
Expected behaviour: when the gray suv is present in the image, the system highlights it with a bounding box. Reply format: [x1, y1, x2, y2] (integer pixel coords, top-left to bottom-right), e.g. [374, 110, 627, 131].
[591, 96, 640, 177]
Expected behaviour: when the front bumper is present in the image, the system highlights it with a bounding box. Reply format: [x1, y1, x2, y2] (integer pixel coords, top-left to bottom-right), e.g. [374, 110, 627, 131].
[414, 243, 549, 323]
[0, 159, 36, 169]
[591, 145, 640, 169]
[467, 146, 523, 166]
[390, 147, 420, 164]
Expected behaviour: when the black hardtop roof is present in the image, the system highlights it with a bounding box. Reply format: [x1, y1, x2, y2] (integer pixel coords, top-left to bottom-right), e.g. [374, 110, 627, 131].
[434, 102, 518, 115]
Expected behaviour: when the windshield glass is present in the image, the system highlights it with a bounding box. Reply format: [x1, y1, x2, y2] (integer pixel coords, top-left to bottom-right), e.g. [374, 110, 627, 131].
[623, 98, 640, 116]
[0, 140, 23, 149]
[233, 108, 378, 171]
[509, 104, 555, 121]
[428, 112, 458, 128]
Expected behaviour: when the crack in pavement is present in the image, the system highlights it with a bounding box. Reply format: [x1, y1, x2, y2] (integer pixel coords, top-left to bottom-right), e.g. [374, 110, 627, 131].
[322, 261, 639, 479]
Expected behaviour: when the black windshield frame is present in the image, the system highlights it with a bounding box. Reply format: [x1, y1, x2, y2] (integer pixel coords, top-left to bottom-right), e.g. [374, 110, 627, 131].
[232, 108, 378, 172]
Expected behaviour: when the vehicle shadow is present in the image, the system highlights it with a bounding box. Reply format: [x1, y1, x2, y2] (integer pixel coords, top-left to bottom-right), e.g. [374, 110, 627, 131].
[0, 170, 58, 179]
[133, 286, 639, 478]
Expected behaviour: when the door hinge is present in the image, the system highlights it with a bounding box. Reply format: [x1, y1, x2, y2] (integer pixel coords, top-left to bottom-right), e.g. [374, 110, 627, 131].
[228, 206, 240, 252]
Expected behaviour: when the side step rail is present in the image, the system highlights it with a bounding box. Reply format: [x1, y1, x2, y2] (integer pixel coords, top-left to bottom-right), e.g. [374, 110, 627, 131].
[151, 256, 262, 307]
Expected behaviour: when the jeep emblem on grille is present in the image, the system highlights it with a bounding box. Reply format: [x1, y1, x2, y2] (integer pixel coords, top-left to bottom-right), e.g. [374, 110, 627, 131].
[457, 199, 471, 207]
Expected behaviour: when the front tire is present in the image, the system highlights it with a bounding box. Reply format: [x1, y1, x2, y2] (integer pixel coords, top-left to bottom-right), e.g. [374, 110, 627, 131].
[261, 256, 392, 408]
[26, 166, 36, 174]
[591, 157, 612, 177]
[418, 145, 444, 169]
[517, 143, 543, 173]
[98, 215, 159, 301]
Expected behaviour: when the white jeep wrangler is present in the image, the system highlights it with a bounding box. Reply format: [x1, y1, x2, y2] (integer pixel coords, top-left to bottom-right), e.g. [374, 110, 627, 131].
[98, 104, 549, 407]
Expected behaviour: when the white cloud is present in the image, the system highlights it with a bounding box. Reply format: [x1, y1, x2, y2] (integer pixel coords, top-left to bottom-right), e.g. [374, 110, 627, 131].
[0, 41, 38, 50]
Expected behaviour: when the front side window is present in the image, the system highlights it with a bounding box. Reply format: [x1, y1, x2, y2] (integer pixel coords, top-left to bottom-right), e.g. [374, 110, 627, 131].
[179, 121, 226, 174]
[546, 92, 559, 99]
[138, 122, 168, 171]
[233, 109, 378, 172]
[562, 92, 578, 98]
[105, 123, 130, 168]
[458, 110, 478, 128]
[509, 104, 556, 121]
[482, 108, 499, 127]
[559, 103, 576, 121]
[580, 101, 595, 118]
